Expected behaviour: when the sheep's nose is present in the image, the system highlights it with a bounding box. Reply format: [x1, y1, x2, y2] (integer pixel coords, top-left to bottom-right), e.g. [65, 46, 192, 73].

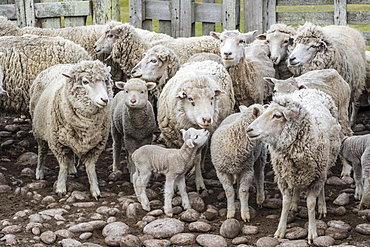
[131, 68, 136, 74]
[246, 127, 253, 133]
[93, 44, 97, 49]
[202, 118, 212, 124]
[130, 99, 136, 104]
[289, 56, 296, 62]
[101, 98, 109, 104]
[223, 52, 232, 57]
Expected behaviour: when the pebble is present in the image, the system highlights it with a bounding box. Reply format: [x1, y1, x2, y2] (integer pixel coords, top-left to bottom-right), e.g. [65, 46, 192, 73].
[232, 236, 251, 245]
[15, 152, 38, 166]
[241, 225, 259, 235]
[180, 208, 200, 222]
[284, 226, 307, 239]
[203, 207, 218, 220]
[255, 236, 279, 247]
[280, 239, 309, 247]
[325, 226, 350, 239]
[220, 218, 241, 238]
[68, 222, 94, 233]
[262, 198, 282, 209]
[188, 221, 212, 232]
[170, 233, 196, 245]
[326, 176, 347, 186]
[40, 230, 56, 244]
[59, 238, 82, 247]
[0, 234, 18, 245]
[333, 192, 350, 206]
[355, 223, 370, 235]
[0, 184, 11, 193]
[143, 218, 184, 238]
[196, 234, 227, 247]
[189, 192, 206, 212]
[143, 239, 171, 247]
[313, 235, 335, 247]
[119, 234, 142, 247]
[1, 224, 22, 234]
[102, 221, 130, 237]
[327, 220, 352, 231]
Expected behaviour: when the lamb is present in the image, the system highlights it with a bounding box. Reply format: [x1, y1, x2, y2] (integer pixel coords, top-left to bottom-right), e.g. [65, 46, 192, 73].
[94, 22, 220, 77]
[246, 89, 341, 243]
[29, 60, 114, 199]
[256, 23, 296, 79]
[340, 134, 370, 209]
[110, 78, 157, 182]
[132, 128, 210, 216]
[210, 104, 267, 222]
[0, 34, 91, 113]
[211, 29, 275, 110]
[287, 22, 367, 126]
[157, 60, 235, 191]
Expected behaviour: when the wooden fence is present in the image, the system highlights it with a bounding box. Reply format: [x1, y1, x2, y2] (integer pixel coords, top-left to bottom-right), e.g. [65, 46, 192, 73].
[0, 0, 120, 28]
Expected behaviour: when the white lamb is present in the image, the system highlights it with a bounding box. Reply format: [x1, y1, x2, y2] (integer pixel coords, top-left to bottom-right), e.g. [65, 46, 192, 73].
[256, 23, 296, 79]
[210, 104, 267, 222]
[29, 60, 114, 199]
[211, 29, 275, 110]
[246, 89, 341, 243]
[287, 22, 366, 126]
[340, 134, 370, 210]
[132, 128, 210, 216]
[110, 78, 157, 182]
[157, 60, 235, 192]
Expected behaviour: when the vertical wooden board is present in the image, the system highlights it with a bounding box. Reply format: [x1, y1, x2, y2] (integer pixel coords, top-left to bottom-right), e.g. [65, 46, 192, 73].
[201, 0, 216, 36]
[64, 0, 88, 27]
[178, 0, 192, 37]
[160, 0, 172, 36]
[171, 0, 180, 37]
[223, 0, 237, 30]
[334, 0, 347, 25]
[40, 0, 61, 28]
[15, 0, 26, 27]
[244, 0, 263, 34]
[264, 0, 276, 32]
[130, 0, 143, 28]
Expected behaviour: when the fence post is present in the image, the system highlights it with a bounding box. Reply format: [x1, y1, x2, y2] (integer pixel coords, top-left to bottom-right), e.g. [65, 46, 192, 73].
[129, 0, 143, 28]
[202, 0, 215, 36]
[244, 0, 263, 34]
[223, 0, 239, 30]
[92, 0, 120, 25]
[334, 0, 347, 25]
[264, 0, 276, 32]
[15, 0, 35, 27]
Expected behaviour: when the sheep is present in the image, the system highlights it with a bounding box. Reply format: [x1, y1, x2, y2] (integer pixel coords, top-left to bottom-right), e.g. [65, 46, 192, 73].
[0, 64, 8, 97]
[157, 61, 235, 192]
[246, 88, 341, 243]
[256, 23, 296, 79]
[110, 78, 157, 182]
[365, 50, 370, 105]
[210, 104, 266, 222]
[132, 128, 210, 216]
[210, 29, 275, 110]
[340, 134, 370, 209]
[287, 22, 367, 127]
[94, 22, 220, 77]
[0, 34, 91, 114]
[29, 60, 114, 199]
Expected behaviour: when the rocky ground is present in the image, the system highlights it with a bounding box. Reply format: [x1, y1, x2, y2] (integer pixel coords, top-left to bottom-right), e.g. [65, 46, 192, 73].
[1, 108, 370, 247]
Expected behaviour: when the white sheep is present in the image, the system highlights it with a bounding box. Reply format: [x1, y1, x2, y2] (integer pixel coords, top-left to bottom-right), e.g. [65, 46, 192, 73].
[211, 29, 275, 110]
[157, 60, 235, 192]
[0, 34, 91, 114]
[256, 23, 296, 79]
[110, 78, 157, 182]
[0, 64, 8, 97]
[29, 60, 114, 199]
[246, 89, 341, 244]
[365, 50, 370, 104]
[287, 22, 367, 126]
[94, 23, 220, 77]
[340, 134, 370, 209]
[132, 128, 210, 216]
[210, 104, 266, 222]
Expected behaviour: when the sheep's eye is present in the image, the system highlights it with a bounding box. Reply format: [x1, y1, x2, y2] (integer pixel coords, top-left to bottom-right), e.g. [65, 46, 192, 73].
[283, 39, 289, 43]
[266, 40, 270, 44]
[142, 53, 146, 57]
[195, 135, 198, 139]
[82, 79, 89, 85]
[140, 90, 145, 94]
[273, 113, 282, 119]
[211, 97, 214, 100]
[125, 90, 129, 93]
[272, 89, 277, 94]
[188, 97, 194, 102]
[107, 34, 113, 38]
[220, 39, 224, 43]
[150, 58, 157, 63]
[239, 39, 245, 44]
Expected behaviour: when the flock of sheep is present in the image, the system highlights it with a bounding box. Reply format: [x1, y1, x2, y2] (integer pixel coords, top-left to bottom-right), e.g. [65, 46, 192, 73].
[0, 16, 370, 244]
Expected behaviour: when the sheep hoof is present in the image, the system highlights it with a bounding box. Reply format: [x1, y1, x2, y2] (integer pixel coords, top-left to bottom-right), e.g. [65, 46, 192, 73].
[359, 202, 369, 210]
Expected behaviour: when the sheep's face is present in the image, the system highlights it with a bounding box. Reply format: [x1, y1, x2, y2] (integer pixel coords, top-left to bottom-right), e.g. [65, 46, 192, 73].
[210, 30, 256, 68]
[176, 77, 225, 129]
[181, 128, 210, 149]
[264, 77, 298, 96]
[131, 50, 169, 82]
[94, 28, 118, 54]
[257, 31, 294, 65]
[116, 79, 156, 109]
[246, 102, 295, 147]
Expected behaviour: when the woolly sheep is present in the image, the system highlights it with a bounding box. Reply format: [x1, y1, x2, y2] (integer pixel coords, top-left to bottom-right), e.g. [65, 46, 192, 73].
[287, 22, 367, 126]
[110, 78, 157, 182]
[29, 60, 114, 199]
[210, 104, 266, 222]
[0, 64, 8, 97]
[365, 50, 370, 104]
[157, 60, 235, 191]
[256, 23, 296, 79]
[0, 34, 91, 113]
[246, 89, 341, 243]
[211, 30, 275, 110]
[132, 128, 210, 216]
[94, 23, 220, 77]
[340, 134, 370, 209]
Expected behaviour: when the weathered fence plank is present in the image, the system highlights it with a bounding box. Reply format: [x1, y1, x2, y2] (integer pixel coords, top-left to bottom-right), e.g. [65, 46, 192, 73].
[36, 1, 90, 18]
[200, 0, 216, 36]
[277, 0, 335, 5]
[276, 11, 335, 25]
[39, 0, 61, 28]
[244, 0, 264, 34]
[334, 0, 347, 25]
[0, 4, 15, 19]
[91, 0, 120, 25]
[348, 11, 370, 25]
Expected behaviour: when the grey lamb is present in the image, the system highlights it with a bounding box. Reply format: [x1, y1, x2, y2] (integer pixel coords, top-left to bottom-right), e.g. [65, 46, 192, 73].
[132, 128, 210, 217]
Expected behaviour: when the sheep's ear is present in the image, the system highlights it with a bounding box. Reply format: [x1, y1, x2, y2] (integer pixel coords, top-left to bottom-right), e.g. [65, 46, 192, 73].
[106, 66, 111, 73]
[283, 109, 298, 120]
[320, 40, 328, 50]
[115, 81, 126, 89]
[185, 139, 195, 148]
[210, 31, 221, 40]
[180, 129, 186, 134]
[239, 105, 248, 112]
[252, 105, 264, 118]
[298, 85, 307, 90]
[176, 91, 187, 98]
[263, 77, 277, 86]
[244, 30, 258, 41]
[146, 82, 157, 91]
[289, 35, 295, 45]
[256, 33, 266, 40]
[215, 89, 226, 96]
[62, 73, 73, 79]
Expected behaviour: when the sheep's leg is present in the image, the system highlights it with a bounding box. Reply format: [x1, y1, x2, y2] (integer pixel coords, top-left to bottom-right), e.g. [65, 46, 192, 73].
[216, 170, 235, 219]
[317, 186, 327, 218]
[353, 160, 363, 200]
[194, 152, 206, 192]
[35, 139, 48, 180]
[349, 101, 359, 128]
[111, 128, 122, 172]
[306, 189, 320, 244]
[290, 188, 300, 212]
[136, 170, 151, 211]
[254, 148, 266, 206]
[55, 152, 74, 197]
[127, 152, 135, 183]
[360, 150, 370, 209]
[68, 154, 78, 177]
[164, 174, 176, 217]
[239, 169, 254, 222]
[176, 175, 191, 210]
[84, 157, 101, 200]
[340, 155, 352, 179]
[274, 187, 292, 239]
